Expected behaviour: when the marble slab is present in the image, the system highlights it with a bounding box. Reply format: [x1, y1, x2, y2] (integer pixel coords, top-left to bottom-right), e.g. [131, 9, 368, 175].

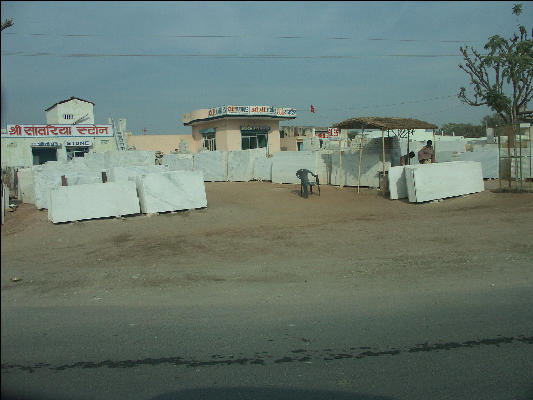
[108, 165, 169, 182]
[193, 151, 228, 181]
[136, 170, 207, 214]
[162, 154, 194, 171]
[103, 150, 156, 169]
[458, 151, 499, 179]
[388, 166, 407, 200]
[48, 181, 140, 223]
[271, 151, 328, 184]
[405, 161, 484, 203]
[227, 150, 255, 182]
[17, 168, 36, 204]
[253, 157, 273, 181]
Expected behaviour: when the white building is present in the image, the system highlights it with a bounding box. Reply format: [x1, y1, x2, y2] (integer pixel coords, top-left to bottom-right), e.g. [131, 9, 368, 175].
[45, 96, 95, 125]
[1, 97, 118, 168]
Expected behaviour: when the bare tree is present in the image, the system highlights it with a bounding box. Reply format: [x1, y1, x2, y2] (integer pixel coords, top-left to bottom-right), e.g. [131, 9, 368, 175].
[458, 4, 532, 125]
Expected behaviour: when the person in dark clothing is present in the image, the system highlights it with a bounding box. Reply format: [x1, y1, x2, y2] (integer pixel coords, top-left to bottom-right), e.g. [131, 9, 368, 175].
[418, 140, 435, 164]
[400, 151, 416, 166]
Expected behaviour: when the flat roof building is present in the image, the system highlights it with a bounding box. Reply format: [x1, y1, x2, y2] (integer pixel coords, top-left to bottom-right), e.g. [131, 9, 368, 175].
[183, 105, 297, 154]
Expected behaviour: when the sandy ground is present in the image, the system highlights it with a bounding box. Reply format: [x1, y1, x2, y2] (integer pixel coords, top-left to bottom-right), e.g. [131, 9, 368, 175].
[1, 180, 533, 308]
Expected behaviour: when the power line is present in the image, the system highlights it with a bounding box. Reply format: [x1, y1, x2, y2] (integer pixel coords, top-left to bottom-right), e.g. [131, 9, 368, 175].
[0, 51, 463, 59]
[1, 31, 482, 43]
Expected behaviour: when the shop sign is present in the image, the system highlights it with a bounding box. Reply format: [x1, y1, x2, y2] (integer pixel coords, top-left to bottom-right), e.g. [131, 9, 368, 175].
[4, 124, 114, 138]
[240, 126, 271, 131]
[315, 130, 328, 138]
[328, 128, 340, 137]
[65, 140, 93, 147]
[31, 141, 61, 148]
[207, 105, 296, 119]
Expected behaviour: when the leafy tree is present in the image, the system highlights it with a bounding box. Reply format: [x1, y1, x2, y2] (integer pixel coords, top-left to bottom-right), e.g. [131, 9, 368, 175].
[1, 18, 14, 31]
[458, 3, 532, 125]
[441, 123, 484, 138]
[481, 113, 506, 128]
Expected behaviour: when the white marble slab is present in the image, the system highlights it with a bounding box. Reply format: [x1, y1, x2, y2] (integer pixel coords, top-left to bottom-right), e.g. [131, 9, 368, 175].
[458, 151, 499, 179]
[136, 170, 207, 214]
[162, 154, 194, 171]
[271, 151, 328, 184]
[33, 165, 103, 209]
[103, 150, 156, 169]
[388, 166, 408, 200]
[48, 181, 140, 223]
[108, 165, 169, 182]
[227, 150, 255, 182]
[253, 157, 273, 181]
[193, 151, 228, 181]
[405, 161, 484, 203]
[17, 168, 36, 204]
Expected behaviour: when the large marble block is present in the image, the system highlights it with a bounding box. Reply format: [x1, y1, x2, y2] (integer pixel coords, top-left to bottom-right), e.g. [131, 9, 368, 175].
[17, 168, 36, 204]
[33, 165, 103, 209]
[136, 170, 207, 214]
[271, 151, 328, 184]
[388, 166, 408, 200]
[405, 161, 484, 203]
[193, 151, 228, 181]
[162, 154, 194, 171]
[227, 150, 256, 182]
[48, 181, 140, 223]
[108, 165, 169, 182]
[253, 157, 273, 181]
[330, 149, 387, 188]
[103, 150, 156, 169]
[458, 151, 499, 179]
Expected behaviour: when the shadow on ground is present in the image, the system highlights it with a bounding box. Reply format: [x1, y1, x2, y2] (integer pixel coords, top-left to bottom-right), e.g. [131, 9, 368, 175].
[150, 387, 395, 400]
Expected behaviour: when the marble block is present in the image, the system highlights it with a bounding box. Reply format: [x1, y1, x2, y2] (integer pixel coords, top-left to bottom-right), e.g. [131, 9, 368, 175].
[162, 154, 194, 171]
[227, 150, 255, 182]
[193, 151, 228, 181]
[458, 151, 499, 179]
[33, 165, 103, 209]
[136, 170, 207, 214]
[271, 151, 326, 184]
[108, 165, 169, 182]
[48, 181, 140, 223]
[330, 151, 382, 188]
[17, 168, 36, 204]
[103, 150, 156, 169]
[388, 166, 407, 200]
[405, 161, 484, 203]
[253, 157, 273, 181]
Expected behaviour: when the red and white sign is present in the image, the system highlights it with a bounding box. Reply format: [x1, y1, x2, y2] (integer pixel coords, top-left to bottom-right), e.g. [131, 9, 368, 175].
[4, 124, 114, 138]
[328, 127, 339, 137]
[315, 131, 328, 138]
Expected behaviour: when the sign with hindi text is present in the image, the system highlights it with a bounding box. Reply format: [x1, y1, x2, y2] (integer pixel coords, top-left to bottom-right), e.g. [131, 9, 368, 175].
[3, 124, 114, 138]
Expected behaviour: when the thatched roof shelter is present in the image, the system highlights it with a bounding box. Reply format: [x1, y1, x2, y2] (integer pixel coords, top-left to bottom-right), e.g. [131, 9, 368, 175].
[332, 116, 437, 131]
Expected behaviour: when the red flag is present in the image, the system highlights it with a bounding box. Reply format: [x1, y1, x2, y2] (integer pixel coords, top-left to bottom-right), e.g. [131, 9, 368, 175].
[311, 104, 315, 113]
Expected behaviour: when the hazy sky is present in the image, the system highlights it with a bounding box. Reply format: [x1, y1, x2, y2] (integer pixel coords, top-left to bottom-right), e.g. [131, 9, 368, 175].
[1, 1, 531, 134]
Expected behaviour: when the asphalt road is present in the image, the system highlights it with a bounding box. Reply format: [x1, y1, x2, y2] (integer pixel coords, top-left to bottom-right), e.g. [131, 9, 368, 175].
[2, 283, 532, 400]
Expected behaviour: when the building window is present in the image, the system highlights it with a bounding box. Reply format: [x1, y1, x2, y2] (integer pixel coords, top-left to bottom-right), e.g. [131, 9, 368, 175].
[64, 114, 73, 120]
[199, 128, 216, 151]
[241, 129, 269, 150]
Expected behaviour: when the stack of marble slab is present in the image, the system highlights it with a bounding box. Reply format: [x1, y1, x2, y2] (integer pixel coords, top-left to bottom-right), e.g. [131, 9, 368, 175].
[162, 153, 194, 171]
[33, 164, 104, 209]
[135, 170, 207, 214]
[103, 150, 156, 169]
[330, 151, 385, 188]
[193, 151, 228, 181]
[405, 161, 484, 203]
[48, 181, 141, 223]
[388, 166, 409, 200]
[108, 165, 169, 183]
[271, 151, 329, 184]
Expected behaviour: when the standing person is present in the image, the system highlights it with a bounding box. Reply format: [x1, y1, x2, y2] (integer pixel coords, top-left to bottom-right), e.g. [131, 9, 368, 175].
[418, 140, 435, 164]
[400, 151, 416, 166]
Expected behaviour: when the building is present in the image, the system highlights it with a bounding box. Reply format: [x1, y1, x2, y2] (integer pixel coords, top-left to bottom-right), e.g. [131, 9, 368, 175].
[183, 105, 297, 154]
[1, 97, 118, 168]
[280, 126, 332, 151]
[125, 133, 196, 154]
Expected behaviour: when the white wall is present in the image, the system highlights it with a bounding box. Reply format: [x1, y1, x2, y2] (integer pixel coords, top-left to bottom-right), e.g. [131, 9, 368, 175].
[46, 99, 95, 124]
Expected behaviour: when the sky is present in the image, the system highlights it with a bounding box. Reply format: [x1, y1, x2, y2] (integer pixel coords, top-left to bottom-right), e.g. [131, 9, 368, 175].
[1, 1, 531, 135]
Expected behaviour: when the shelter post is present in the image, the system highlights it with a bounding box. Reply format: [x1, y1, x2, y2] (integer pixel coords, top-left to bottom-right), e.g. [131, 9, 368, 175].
[357, 134, 364, 194]
[381, 129, 386, 191]
[339, 135, 343, 188]
[433, 130, 437, 162]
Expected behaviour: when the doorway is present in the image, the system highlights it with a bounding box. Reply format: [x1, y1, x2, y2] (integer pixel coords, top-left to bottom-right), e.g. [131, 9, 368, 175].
[32, 147, 57, 165]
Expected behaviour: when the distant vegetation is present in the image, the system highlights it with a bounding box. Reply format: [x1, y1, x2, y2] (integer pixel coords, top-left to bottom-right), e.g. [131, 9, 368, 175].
[441, 113, 506, 138]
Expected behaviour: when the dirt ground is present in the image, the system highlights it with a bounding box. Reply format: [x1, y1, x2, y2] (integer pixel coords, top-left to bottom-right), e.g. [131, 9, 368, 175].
[1, 180, 533, 308]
